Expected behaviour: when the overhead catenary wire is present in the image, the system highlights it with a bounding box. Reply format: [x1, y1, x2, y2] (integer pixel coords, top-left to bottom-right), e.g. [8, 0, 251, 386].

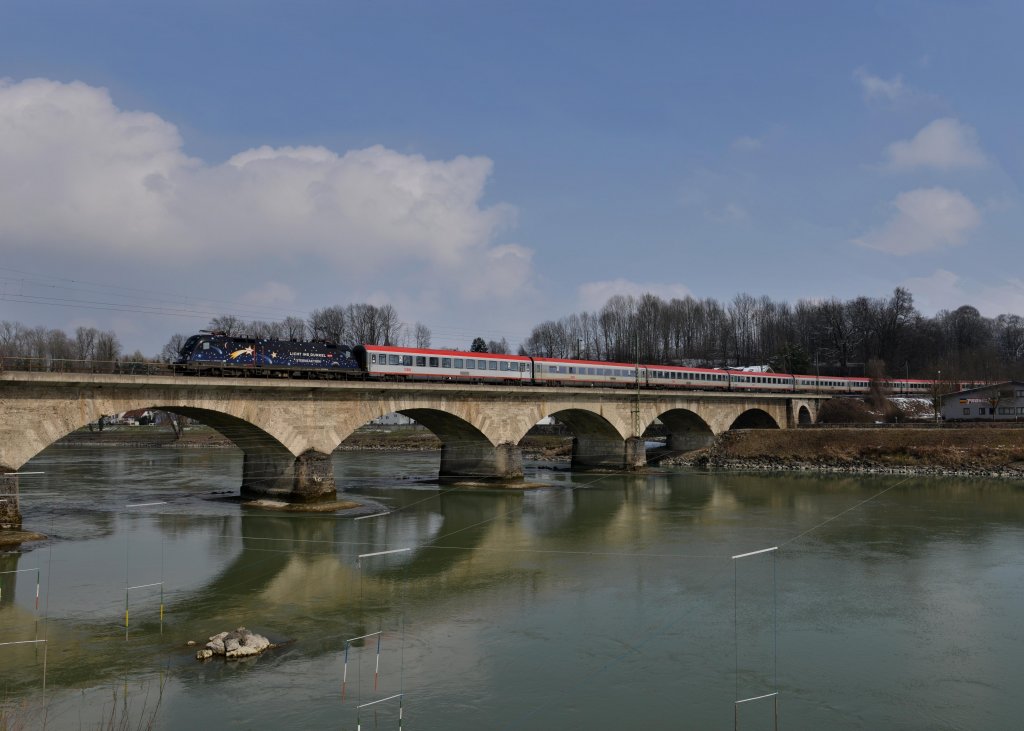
[0, 265, 535, 346]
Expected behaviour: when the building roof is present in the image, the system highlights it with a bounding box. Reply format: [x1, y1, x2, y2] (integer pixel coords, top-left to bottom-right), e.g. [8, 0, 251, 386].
[941, 381, 1024, 399]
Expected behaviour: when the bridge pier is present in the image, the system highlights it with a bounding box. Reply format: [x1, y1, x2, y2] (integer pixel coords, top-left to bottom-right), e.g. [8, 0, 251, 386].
[0, 469, 20, 529]
[241, 449, 336, 502]
[440, 441, 523, 481]
[571, 436, 646, 471]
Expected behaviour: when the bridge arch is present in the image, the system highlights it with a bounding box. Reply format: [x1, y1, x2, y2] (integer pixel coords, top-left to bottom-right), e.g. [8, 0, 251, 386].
[399, 408, 522, 479]
[729, 408, 780, 430]
[797, 404, 812, 425]
[652, 408, 716, 454]
[0, 393, 335, 503]
[161, 407, 333, 500]
[543, 408, 644, 471]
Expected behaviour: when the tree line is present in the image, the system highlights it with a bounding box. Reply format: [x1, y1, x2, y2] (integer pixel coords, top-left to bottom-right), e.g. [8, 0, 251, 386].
[0, 322, 137, 370]
[5, 289, 1023, 384]
[160, 305, 511, 360]
[518, 288, 1024, 382]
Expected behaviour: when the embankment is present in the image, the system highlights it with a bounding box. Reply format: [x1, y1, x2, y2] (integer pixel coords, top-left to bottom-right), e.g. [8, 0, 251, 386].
[675, 427, 1024, 477]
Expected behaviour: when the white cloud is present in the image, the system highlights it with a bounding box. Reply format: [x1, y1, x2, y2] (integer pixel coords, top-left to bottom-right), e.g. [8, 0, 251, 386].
[731, 135, 762, 151]
[854, 187, 980, 255]
[883, 118, 988, 171]
[577, 279, 691, 311]
[459, 244, 535, 300]
[0, 78, 527, 300]
[853, 68, 906, 101]
[904, 270, 1024, 317]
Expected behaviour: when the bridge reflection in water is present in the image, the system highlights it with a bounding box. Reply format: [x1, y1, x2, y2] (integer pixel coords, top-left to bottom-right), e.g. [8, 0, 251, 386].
[4, 446, 1024, 729]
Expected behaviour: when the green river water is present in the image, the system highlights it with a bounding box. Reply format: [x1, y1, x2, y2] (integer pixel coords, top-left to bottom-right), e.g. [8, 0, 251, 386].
[1, 444, 1023, 729]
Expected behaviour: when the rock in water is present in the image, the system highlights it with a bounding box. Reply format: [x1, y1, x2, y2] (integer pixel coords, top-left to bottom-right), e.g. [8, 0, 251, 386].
[198, 627, 272, 660]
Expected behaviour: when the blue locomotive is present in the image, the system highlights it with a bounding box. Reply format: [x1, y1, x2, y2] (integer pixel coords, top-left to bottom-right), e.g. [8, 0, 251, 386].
[173, 332, 361, 377]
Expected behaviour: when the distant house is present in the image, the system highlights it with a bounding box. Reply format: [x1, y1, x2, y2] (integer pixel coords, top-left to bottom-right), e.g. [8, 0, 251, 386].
[940, 382, 1024, 421]
[369, 412, 416, 426]
[102, 409, 157, 426]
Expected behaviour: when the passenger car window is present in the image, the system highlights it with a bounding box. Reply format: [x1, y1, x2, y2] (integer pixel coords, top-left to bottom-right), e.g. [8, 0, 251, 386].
[441, 358, 451, 368]
[415, 357, 426, 367]
[388, 354, 400, 365]
[454, 358, 463, 368]
[401, 355, 413, 366]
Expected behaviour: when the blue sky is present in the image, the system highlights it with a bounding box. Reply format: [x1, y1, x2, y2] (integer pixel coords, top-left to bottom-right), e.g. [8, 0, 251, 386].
[1, 1, 1022, 355]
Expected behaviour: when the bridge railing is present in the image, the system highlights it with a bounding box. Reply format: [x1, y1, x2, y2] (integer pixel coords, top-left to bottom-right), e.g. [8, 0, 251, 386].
[0, 356, 165, 376]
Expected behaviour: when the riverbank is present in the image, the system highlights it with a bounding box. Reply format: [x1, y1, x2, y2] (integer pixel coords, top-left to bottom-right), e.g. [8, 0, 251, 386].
[666, 427, 1024, 478]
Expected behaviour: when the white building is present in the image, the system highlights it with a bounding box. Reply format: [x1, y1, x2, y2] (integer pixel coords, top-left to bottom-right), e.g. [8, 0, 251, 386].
[940, 382, 1024, 421]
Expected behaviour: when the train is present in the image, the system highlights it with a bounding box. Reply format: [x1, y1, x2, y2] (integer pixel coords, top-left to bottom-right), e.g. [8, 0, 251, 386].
[171, 332, 979, 396]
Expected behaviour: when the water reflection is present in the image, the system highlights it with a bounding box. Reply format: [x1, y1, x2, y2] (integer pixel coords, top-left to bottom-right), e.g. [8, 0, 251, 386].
[2, 447, 1024, 729]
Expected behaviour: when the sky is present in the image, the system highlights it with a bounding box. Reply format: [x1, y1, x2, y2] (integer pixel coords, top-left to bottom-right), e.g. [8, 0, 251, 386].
[1, 0, 1022, 356]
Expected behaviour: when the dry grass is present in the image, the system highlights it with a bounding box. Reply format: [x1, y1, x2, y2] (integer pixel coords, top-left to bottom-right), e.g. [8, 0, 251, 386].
[715, 428, 1024, 470]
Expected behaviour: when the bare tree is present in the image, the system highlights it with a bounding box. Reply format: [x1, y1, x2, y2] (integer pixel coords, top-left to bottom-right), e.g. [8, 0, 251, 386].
[347, 304, 380, 344]
[74, 326, 98, 362]
[377, 304, 401, 345]
[208, 315, 245, 336]
[160, 333, 186, 362]
[248, 320, 284, 339]
[93, 331, 121, 372]
[413, 323, 432, 348]
[487, 337, 510, 354]
[282, 316, 307, 341]
[308, 306, 348, 343]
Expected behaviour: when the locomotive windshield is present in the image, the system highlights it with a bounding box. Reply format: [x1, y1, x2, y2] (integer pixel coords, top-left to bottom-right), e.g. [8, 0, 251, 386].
[178, 335, 203, 358]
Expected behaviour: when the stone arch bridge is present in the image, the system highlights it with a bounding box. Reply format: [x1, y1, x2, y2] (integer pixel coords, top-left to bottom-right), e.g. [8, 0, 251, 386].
[0, 372, 826, 526]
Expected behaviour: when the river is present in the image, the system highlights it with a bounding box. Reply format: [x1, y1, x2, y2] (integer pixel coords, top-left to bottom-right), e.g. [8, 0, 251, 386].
[1, 444, 1023, 729]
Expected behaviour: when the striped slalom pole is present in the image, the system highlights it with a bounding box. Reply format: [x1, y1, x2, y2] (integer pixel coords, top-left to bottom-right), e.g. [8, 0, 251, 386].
[342, 631, 383, 700]
[0, 568, 43, 609]
[374, 632, 381, 691]
[342, 641, 349, 700]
